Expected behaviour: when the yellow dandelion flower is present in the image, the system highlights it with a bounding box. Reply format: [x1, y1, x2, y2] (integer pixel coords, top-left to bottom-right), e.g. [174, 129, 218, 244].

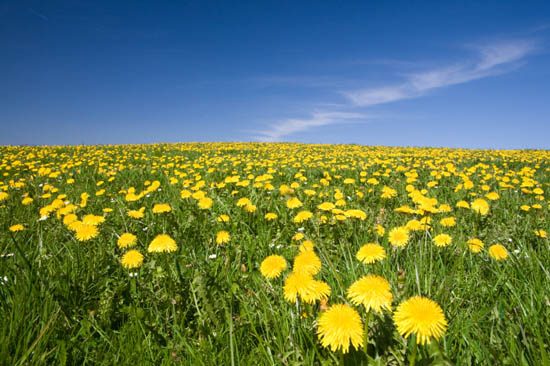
[456, 200, 470, 209]
[67, 220, 84, 232]
[535, 230, 547, 238]
[236, 197, 251, 207]
[488, 244, 508, 261]
[198, 197, 213, 210]
[148, 234, 178, 253]
[216, 230, 230, 245]
[389, 226, 409, 247]
[22, 197, 33, 205]
[317, 304, 363, 354]
[293, 250, 322, 275]
[152, 203, 172, 213]
[264, 212, 278, 220]
[299, 240, 315, 252]
[344, 209, 367, 220]
[260, 255, 287, 278]
[180, 189, 191, 199]
[302, 280, 331, 304]
[9, 224, 24, 232]
[127, 207, 145, 219]
[356, 243, 386, 264]
[433, 234, 452, 247]
[438, 204, 451, 213]
[283, 272, 314, 302]
[75, 224, 99, 242]
[82, 214, 105, 226]
[121, 250, 143, 269]
[282, 272, 330, 303]
[292, 232, 304, 241]
[375, 224, 385, 236]
[347, 274, 392, 313]
[406, 219, 423, 231]
[217, 214, 230, 223]
[317, 202, 335, 211]
[335, 199, 347, 207]
[394, 296, 448, 345]
[471, 199, 489, 215]
[192, 191, 206, 200]
[244, 203, 257, 213]
[335, 214, 347, 221]
[293, 210, 313, 223]
[467, 238, 484, 253]
[286, 197, 303, 209]
[439, 217, 456, 227]
[117, 233, 137, 248]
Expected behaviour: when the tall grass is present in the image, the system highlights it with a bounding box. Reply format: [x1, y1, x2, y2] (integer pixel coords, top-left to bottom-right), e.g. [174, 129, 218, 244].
[0, 143, 549, 365]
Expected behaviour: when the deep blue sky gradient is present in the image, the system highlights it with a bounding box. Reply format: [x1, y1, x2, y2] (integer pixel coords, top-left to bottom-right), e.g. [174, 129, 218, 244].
[1, 1, 549, 148]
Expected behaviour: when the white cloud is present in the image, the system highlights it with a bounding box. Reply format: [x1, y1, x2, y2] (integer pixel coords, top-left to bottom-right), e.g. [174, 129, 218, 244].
[255, 112, 366, 142]
[253, 39, 536, 141]
[344, 40, 536, 107]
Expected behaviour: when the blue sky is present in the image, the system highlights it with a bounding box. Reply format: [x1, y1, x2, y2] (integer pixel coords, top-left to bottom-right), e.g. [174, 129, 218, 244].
[1, 0, 549, 148]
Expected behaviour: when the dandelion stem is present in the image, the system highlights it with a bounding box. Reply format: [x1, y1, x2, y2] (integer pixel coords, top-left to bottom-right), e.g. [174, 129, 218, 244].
[409, 336, 418, 366]
[364, 310, 370, 359]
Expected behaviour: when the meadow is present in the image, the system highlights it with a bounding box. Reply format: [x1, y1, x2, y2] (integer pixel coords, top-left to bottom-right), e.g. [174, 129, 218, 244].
[0, 142, 549, 365]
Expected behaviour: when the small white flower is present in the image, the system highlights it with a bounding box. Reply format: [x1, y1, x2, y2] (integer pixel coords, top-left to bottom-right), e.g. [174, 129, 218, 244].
[145, 194, 151, 198]
[208, 254, 217, 259]
[513, 249, 520, 254]
[269, 243, 275, 248]
[143, 227, 148, 231]
[65, 201, 70, 205]
[38, 215, 49, 221]
[158, 188, 162, 192]
[276, 244, 281, 249]
[347, 196, 352, 201]
[297, 227, 305, 232]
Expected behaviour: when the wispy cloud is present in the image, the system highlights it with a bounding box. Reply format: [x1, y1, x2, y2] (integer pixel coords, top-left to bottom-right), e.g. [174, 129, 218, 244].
[344, 40, 536, 106]
[26, 7, 49, 21]
[255, 112, 366, 142]
[254, 39, 536, 142]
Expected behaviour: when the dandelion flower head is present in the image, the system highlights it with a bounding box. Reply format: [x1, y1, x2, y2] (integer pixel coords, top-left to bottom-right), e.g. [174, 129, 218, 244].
[356, 243, 386, 264]
[317, 304, 363, 354]
[347, 274, 392, 313]
[260, 255, 287, 279]
[394, 296, 448, 345]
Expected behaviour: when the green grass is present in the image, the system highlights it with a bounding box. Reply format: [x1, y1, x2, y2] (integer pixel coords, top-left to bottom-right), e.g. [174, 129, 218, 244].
[0, 143, 549, 365]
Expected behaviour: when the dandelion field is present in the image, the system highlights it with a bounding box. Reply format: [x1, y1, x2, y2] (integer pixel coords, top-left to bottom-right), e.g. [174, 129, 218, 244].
[1, 143, 549, 365]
